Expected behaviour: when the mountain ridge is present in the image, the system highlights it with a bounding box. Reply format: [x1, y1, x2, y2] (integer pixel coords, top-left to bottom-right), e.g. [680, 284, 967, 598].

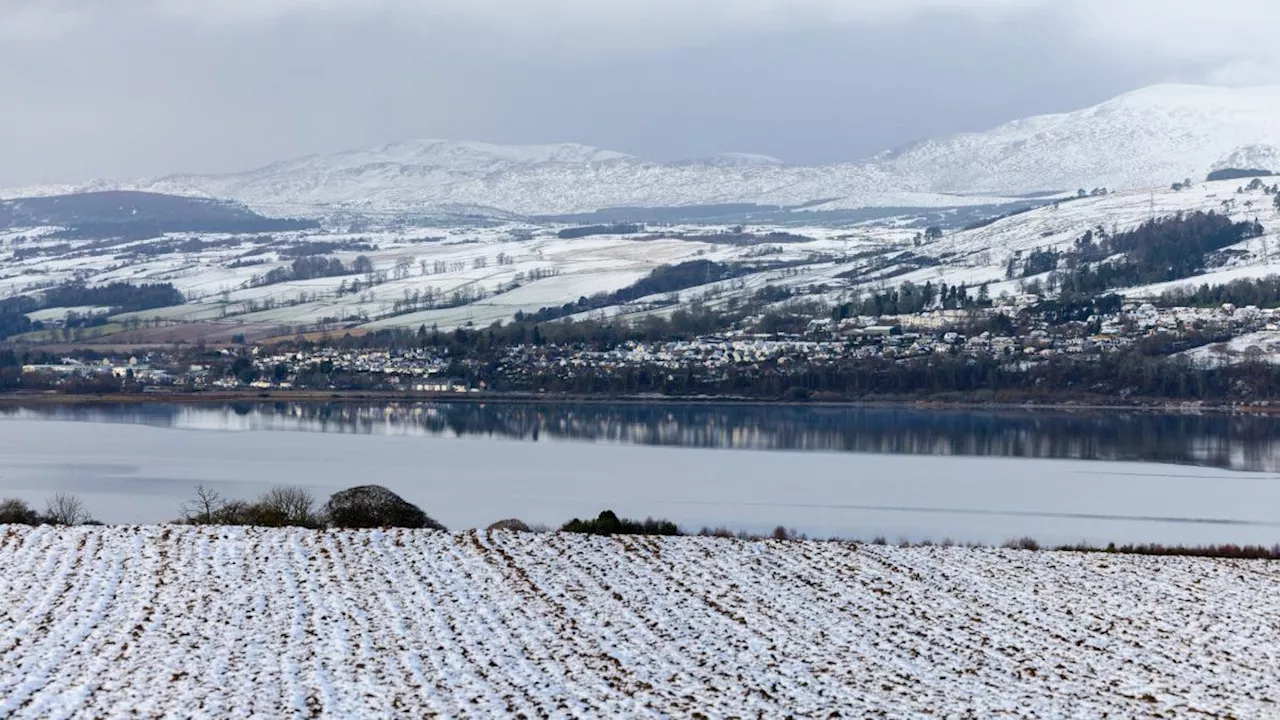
[9, 83, 1280, 218]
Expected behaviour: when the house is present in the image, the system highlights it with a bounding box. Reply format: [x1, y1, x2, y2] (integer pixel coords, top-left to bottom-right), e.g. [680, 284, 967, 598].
[21, 363, 101, 377]
[414, 378, 471, 393]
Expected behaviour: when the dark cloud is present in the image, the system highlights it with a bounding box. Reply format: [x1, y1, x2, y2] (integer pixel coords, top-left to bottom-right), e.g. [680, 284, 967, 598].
[0, 0, 1273, 186]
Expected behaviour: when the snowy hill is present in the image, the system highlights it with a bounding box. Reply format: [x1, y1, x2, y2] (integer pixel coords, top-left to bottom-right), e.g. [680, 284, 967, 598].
[12, 84, 1280, 219]
[3, 176, 1277, 337]
[877, 84, 1280, 197]
[140, 146, 924, 219]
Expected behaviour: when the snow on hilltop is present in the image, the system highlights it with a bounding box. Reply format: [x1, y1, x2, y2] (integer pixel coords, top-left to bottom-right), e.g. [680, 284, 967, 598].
[2, 525, 1279, 717]
[1212, 143, 1280, 173]
[881, 83, 1280, 195]
[11, 83, 1280, 217]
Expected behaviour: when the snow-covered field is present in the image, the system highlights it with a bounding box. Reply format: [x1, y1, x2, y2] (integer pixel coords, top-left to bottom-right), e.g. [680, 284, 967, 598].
[1183, 330, 1280, 367]
[0, 220, 903, 335]
[3, 169, 1280, 339]
[2, 525, 1277, 717]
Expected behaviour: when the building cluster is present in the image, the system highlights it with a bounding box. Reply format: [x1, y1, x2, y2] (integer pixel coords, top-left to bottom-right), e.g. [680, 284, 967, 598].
[20, 355, 174, 385]
[251, 348, 452, 378]
[15, 301, 1280, 392]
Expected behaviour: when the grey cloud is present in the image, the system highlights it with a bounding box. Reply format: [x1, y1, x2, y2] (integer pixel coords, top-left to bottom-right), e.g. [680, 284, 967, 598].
[0, 0, 1275, 187]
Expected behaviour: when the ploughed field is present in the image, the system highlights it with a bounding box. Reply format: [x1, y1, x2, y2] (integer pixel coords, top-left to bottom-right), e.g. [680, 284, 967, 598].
[1, 526, 1278, 717]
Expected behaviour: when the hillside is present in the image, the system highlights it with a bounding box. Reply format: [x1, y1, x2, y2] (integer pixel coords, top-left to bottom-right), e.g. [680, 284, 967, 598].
[1, 175, 1276, 340]
[0, 191, 316, 236]
[10, 84, 1280, 219]
[883, 177, 1280, 302]
[1, 526, 1276, 717]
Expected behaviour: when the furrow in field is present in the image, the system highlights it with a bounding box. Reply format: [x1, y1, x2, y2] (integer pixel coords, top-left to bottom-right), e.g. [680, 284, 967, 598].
[1, 527, 1278, 717]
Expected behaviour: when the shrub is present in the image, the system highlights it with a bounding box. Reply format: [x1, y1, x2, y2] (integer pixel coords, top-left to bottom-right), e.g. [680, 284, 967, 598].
[210, 500, 255, 525]
[486, 518, 531, 533]
[771, 525, 807, 541]
[561, 510, 682, 536]
[251, 486, 322, 528]
[1003, 536, 1041, 551]
[324, 485, 444, 530]
[0, 498, 40, 525]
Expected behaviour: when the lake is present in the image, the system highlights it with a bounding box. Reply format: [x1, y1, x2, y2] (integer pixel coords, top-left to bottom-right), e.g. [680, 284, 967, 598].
[2, 401, 1279, 546]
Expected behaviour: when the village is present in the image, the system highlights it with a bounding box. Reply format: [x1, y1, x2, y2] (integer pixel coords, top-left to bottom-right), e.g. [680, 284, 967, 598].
[11, 298, 1280, 396]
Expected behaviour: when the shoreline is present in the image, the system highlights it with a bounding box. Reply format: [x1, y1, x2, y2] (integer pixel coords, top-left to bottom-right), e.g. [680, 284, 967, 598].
[0, 388, 1274, 414]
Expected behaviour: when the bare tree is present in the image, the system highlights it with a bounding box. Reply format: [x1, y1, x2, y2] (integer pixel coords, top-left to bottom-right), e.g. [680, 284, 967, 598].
[180, 485, 226, 525]
[44, 492, 92, 526]
[394, 257, 413, 280]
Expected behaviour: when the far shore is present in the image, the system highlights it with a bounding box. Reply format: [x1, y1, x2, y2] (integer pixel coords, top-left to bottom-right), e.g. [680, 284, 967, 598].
[0, 388, 1276, 415]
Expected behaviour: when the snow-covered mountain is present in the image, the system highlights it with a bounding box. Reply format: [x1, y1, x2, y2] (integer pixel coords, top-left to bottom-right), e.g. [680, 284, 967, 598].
[11, 84, 1280, 218]
[878, 84, 1280, 196]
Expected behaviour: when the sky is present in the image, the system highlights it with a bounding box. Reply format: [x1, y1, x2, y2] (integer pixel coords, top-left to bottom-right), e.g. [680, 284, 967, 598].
[1, 0, 1279, 186]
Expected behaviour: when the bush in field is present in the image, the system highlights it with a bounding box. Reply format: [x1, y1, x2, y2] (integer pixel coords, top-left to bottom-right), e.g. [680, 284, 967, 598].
[772, 525, 807, 541]
[1003, 536, 1041, 551]
[486, 518, 531, 533]
[205, 500, 254, 525]
[249, 486, 322, 528]
[0, 498, 40, 525]
[561, 510, 681, 537]
[324, 485, 444, 530]
[698, 526, 774, 540]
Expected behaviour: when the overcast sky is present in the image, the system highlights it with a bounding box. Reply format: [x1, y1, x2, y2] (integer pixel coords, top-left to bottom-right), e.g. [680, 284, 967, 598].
[1, 0, 1279, 186]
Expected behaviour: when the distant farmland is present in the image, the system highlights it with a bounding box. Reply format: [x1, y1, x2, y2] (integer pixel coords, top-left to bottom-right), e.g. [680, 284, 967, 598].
[1, 526, 1277, 717]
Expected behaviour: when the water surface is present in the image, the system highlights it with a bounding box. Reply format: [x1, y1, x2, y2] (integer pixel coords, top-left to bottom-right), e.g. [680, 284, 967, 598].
[2, 402, 1279, 546]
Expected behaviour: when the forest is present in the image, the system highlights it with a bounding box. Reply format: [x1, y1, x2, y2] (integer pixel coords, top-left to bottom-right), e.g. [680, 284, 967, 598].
[41, 282, 185, 314]
[556, 224, 643, 239]
[1009, 212, 1264, 296]
[0, 282, 185, 341]
[250, 255, 372, 287]
[514, 260, 763, 324]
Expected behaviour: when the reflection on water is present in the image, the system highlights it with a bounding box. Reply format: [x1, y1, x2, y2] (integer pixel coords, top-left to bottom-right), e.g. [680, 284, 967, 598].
[5, 401, 1280, 472]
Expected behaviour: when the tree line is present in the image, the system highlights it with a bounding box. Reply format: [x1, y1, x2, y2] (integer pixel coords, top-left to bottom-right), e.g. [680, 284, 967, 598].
[832, 280, 990, 318]
[250, 255, 373, 287]
[1157, 275, 1280, 309]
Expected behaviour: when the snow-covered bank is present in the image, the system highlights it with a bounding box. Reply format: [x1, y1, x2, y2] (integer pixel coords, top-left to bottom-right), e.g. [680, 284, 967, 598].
[1, 526, 1277, 717]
